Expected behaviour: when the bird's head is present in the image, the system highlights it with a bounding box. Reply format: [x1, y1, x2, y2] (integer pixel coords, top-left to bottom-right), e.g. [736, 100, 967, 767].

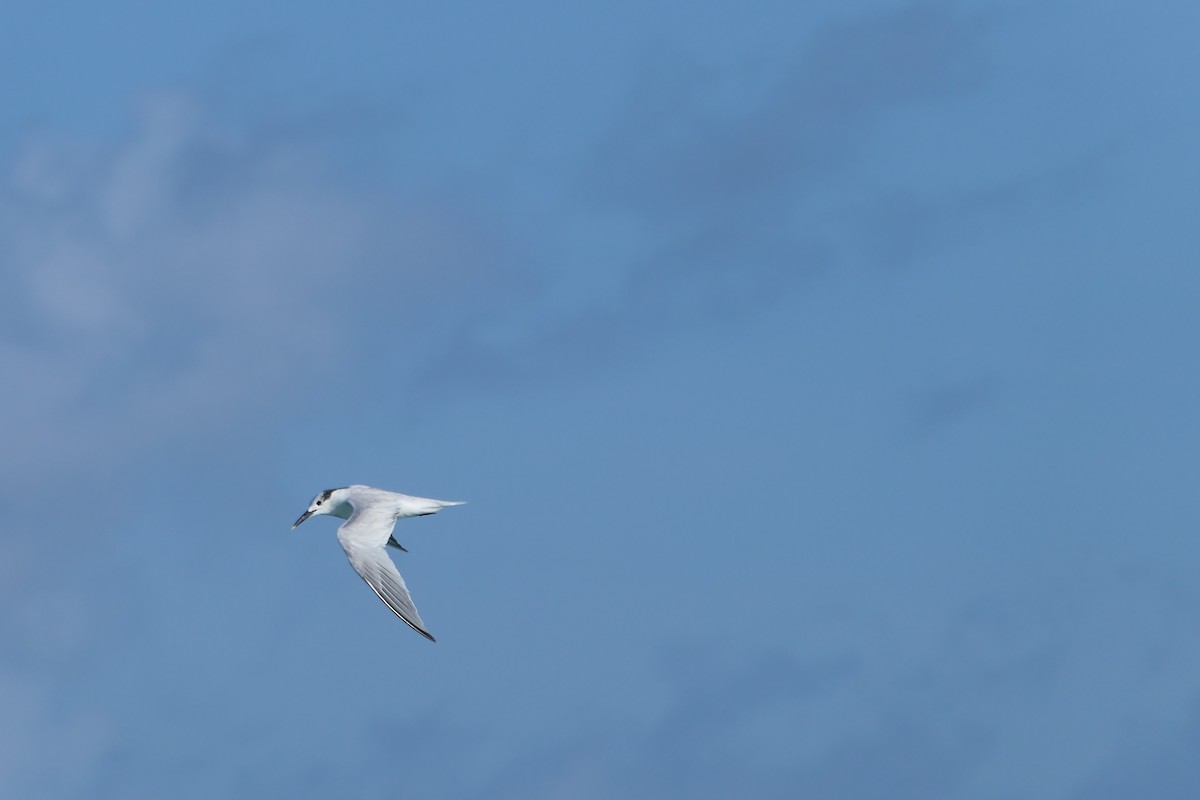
[292, 488, 346, 529]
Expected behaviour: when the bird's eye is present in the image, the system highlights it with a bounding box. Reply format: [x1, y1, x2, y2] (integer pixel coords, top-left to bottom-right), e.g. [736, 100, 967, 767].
[316, 500, 322, 506]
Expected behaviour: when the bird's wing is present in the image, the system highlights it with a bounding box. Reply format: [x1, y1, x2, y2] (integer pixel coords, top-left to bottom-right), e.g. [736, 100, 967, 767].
[339, 539, 435, 641]
[337, 497, 398, 546]
[337, 508, 435, 641]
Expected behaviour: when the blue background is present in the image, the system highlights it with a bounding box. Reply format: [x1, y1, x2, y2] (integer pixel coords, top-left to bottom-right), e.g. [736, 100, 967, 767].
[3, 1, 1200, 797]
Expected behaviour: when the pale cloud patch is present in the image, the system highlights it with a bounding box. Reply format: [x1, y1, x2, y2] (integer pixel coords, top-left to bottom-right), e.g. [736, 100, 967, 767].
[0, 91, 478, 491]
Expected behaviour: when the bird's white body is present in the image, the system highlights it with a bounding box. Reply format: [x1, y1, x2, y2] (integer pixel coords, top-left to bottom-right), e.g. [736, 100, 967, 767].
[293, 484, 463, 641]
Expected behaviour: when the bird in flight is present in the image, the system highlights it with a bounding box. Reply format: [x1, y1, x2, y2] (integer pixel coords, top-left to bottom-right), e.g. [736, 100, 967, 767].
[293, 484, 464, 641]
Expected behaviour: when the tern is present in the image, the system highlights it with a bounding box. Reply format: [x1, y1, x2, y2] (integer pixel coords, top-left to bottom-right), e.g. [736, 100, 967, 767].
[293, 484, 464, 641]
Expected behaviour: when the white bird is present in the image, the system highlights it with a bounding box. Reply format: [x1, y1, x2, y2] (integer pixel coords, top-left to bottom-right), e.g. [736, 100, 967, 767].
[292, 484, 464, 641]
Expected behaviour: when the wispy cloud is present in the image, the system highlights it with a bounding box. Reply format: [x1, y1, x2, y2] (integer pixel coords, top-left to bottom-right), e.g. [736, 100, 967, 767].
[432, 4, 1008, 383]
[462, 561, 1200, 799]
[0, 92, 501, 492]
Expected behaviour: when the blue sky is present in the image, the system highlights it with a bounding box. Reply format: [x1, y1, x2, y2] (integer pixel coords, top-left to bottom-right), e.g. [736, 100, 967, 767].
[3, 1, 1200, 797]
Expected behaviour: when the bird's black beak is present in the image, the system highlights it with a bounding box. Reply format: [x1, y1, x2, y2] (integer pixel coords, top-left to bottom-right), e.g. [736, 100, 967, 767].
[292, 509, 314, 529]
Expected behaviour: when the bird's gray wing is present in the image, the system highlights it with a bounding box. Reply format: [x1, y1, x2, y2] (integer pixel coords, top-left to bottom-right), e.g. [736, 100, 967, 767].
[338, 541, 435, 641]
[336, 507, 434, 641]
